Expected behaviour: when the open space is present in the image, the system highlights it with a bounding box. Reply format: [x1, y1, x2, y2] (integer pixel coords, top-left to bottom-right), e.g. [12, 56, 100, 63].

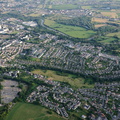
[5, 102, 65, 120]
[32, 69, 94, 88]
[44, 19, 96, 38]
[1, 80, 21, 104]
[47, 4, 79, 10]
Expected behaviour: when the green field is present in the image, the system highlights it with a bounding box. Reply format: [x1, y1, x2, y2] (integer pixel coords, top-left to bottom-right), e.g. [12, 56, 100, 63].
[5, 103, 65, 120]
[107, 32, 120, 38]
[81, 6, 92, 9]
[99, 36, 117, 44]
[47, 4, 79, 10]
[32, 69, 94, 88]
[100, 37, 117, 43]
[45, 19, 96, 38]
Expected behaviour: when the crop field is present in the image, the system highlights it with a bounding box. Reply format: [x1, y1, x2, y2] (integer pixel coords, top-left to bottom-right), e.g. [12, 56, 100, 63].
[101, 12, 118, 18]
[44, 19, 96, 38]
[5, 102, 65, 120]
[32, 69, 94, 88]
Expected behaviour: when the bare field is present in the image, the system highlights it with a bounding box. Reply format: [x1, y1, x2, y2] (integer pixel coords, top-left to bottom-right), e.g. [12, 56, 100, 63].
[92, 18, 108, 23]
[101, 12, 118, 18]
[1, 80, 21, 104]
[95, 24, 107, 28]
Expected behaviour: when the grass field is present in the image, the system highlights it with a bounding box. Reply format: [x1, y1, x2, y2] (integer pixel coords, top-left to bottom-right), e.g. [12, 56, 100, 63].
[81, 6, 92, 9]
[99, 36, 118, 44]
[29, 13, 42, 17]
[47, 4, 79, 10]
[32, 69, 94, 88]
[5, 102, 65, 120]
[107, 31, 120, 38]
[44, 19, 96, 38]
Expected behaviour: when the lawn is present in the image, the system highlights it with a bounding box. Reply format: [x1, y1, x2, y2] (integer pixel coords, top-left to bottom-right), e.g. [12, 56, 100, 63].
[5, 102, 65, 120]
[44, 19, 96, 38]
[32, 69, 94, 88]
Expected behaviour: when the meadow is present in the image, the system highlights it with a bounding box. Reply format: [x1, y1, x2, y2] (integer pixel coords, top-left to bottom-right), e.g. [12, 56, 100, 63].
[44, 19, 96, 38]
[32, 69, 94, 88]
[5, 102, 65, 120]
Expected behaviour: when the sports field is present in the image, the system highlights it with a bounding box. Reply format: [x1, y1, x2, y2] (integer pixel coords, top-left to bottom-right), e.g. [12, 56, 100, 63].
[44, 19, 96, 38]
[5, 103, 65, 120]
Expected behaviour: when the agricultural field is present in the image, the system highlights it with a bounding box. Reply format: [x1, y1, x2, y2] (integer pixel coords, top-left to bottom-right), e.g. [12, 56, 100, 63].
[94, 24, 107, 28]
[5, 102, 65, 120]
[92, 18, 108, 23]
[32, 69, 94, 88]
[101, 12, 118, 18]
[44, 19, 96, 38]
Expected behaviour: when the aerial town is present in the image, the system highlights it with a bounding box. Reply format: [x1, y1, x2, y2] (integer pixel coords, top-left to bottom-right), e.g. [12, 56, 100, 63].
[0, 0, 120, 120]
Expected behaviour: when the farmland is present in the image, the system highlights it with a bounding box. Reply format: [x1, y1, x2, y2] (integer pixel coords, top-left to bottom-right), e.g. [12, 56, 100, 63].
[5, 103, 65, 120]
[32, 69, 94, 88]
[44, 19, 96, 38]
[92, 18, 108, 23]
[101, 12, 118, 18]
